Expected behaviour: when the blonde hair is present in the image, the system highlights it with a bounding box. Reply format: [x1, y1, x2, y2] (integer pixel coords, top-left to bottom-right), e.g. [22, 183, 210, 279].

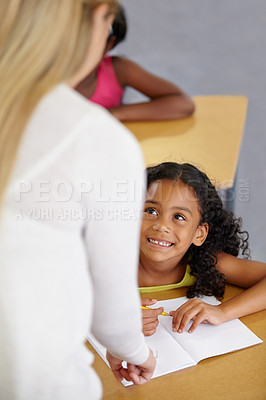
[0, 0, 118, 206]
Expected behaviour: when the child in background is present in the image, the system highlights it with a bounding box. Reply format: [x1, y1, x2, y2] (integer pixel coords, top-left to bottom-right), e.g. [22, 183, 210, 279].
[75, 5, 195, 121]
[139, 162, 266, 336]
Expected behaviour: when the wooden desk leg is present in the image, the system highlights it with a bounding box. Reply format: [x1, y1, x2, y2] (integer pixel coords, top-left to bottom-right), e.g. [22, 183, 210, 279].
[218, 177, 237, 212]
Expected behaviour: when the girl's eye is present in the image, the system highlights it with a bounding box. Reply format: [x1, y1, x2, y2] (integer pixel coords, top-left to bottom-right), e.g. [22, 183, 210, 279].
[174, 214, 185, 221]
[144, 207, 158, 216]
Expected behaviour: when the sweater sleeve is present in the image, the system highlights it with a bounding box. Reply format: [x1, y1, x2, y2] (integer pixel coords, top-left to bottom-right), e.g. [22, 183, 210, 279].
[78, 111, 149, 365]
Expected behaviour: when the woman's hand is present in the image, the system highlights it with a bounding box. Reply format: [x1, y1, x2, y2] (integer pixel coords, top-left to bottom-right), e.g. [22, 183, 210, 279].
[170, 299, 226, 333]
[141, 297, 164, 336]
[106, 348, 156, 385]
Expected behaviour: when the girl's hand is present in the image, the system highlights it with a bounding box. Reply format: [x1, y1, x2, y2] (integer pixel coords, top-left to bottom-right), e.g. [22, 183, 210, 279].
[141, 297, 164, 336]
[170, 299, 226, 333]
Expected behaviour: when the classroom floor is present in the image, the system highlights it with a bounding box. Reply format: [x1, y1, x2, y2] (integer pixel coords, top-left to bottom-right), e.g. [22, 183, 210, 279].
[118, 0, 266, 261]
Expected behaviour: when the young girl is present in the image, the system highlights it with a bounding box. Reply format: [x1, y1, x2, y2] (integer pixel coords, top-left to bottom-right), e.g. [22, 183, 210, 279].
[139, 162, 266, 336]
[75, 5, 195, 121]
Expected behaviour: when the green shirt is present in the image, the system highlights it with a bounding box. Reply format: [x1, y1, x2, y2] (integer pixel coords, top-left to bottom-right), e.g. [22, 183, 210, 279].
[139, 264, 196, 294]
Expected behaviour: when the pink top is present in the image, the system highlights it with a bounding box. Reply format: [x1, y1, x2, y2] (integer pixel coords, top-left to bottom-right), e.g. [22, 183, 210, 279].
[90, 56, 124, 109]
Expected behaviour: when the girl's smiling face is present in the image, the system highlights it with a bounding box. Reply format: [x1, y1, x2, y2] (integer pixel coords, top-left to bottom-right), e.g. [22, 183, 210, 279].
[140, 179, 208, 268]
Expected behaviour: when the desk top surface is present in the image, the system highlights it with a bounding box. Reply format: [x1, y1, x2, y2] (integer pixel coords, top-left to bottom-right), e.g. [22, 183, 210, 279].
[124, 96, 248, 189]
[87, 284, 266, 400]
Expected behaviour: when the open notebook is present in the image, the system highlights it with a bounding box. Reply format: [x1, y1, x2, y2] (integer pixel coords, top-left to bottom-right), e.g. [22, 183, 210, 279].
[87, 295, 262, 386]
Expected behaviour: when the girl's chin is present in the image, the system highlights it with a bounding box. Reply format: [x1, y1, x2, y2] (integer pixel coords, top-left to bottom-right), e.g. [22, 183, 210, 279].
[144, 253, 175, 263]
[141, 248, 182, 265]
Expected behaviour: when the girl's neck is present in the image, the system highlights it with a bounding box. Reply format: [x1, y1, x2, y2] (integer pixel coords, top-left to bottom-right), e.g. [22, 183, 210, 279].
[75, 68, 98, 98]
[138, 255, 186, 288]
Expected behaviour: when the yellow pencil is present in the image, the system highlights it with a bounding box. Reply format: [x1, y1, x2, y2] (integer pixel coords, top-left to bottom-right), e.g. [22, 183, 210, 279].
[141, 305, 169, 316]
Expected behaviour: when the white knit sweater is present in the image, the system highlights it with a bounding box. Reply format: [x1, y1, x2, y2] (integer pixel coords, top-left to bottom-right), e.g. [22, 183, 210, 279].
[0, 85, 149, 400]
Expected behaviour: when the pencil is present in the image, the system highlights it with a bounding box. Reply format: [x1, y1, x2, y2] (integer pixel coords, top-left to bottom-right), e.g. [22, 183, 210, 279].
[141, 305, 169, 316]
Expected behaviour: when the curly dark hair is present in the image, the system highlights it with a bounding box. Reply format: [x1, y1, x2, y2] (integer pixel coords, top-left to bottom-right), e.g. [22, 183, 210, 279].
[146, 162, 250, 299]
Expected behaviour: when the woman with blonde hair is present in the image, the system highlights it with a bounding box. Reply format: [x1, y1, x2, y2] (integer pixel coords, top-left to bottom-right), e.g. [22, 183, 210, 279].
[0, 1, 155, 399]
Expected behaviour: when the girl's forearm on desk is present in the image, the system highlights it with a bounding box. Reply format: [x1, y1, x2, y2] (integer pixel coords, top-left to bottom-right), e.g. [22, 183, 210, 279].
[109, 95, 195, 122]
[220, 276, 266, 321]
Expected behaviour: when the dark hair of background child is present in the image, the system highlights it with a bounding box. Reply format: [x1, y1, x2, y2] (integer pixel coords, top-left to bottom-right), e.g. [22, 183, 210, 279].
[108, 4, 127, 48]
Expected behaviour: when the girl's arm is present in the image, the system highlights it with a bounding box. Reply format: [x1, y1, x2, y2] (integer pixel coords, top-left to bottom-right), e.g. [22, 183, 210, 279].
[110, 56, 195, 122]
[171, 253, 266, 333]
[214, 253, 266, 321]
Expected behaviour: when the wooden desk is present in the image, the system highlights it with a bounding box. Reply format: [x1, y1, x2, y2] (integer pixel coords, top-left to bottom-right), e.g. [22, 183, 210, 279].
[87, 285, 266, 400]
[125, 96, 248, 189]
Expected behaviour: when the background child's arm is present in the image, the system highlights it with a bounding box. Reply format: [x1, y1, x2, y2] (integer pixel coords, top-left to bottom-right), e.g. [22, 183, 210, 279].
[110, 56, 195, 121]
[171, 253, 266, 333]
